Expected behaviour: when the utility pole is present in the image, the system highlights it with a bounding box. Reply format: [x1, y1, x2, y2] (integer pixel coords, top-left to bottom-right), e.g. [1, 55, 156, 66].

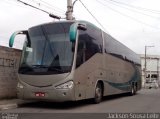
[66, 0, 73, 20]
[157, 58, 160, 87]
[144, 46, 147, 79]
[144, 45, 154, 87]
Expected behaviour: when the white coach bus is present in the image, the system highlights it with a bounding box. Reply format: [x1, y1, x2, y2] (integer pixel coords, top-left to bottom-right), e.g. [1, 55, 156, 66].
[9, 20, 141, 103]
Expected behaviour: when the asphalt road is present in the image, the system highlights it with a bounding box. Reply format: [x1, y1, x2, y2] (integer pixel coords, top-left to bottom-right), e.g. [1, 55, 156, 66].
[0, 89, 160, 119]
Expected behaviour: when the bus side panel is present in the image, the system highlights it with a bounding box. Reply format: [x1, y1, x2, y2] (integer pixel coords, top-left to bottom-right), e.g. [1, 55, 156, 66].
[73, 53, 103, 100]
[103, 53, 141, 96]
[73, 53, 142, 101]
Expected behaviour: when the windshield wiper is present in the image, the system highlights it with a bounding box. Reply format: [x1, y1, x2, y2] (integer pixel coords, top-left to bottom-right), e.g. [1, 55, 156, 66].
[32, 65, 49, 68]
[32, 65, 65, 73]
[19, 66, 33, 74]
[48, 66, 65, 73]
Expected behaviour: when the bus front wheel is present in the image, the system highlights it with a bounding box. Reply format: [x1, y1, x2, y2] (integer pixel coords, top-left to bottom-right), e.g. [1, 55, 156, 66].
[93, 83, 103, 104]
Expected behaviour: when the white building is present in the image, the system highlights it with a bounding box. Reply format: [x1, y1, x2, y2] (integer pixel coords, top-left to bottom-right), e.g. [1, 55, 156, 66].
[140, 54, 160, 88]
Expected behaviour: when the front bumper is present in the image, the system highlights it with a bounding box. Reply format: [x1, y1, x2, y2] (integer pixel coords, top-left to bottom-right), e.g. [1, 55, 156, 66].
[17, 83, 75, 102]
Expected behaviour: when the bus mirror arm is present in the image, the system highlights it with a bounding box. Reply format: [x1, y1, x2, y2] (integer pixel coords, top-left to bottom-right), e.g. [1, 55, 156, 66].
[71, 42, 75, 52]
[26, 33, 31, 47]
[9, 30, 31, 47]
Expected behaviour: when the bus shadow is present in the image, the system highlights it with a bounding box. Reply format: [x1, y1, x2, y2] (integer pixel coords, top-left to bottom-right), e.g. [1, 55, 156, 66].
[19, 93, 134, 110]
[20, 100, 92, 110]
[102, 92, 131, 102]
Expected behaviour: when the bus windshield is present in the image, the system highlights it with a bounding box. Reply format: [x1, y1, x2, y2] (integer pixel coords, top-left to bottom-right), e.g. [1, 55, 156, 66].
[19, 22, 74, 75]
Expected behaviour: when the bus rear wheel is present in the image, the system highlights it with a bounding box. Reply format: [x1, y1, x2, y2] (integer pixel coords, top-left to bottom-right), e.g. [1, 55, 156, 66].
[129, 84, 136, 96]
[93, 83, 103, 104]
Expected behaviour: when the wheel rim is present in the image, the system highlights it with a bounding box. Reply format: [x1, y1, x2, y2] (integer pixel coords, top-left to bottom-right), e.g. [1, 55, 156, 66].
[131, 86, 134, 94]
[96, 88, 101, 99]
[131, 85, 136, 95]
[95, 85, 102, 102]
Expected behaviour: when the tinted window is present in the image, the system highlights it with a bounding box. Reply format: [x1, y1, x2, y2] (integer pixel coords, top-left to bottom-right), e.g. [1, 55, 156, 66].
[76, 24, 103, 68]
[104, 32, 140, 65]
[87, 24, 103, 53]
[104, 33, 125, 59]
[19, 22, 74, 75]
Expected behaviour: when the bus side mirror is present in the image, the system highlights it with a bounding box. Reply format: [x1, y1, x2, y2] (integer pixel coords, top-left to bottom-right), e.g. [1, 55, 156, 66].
[9, 30, 28, 47]
[78, 23, 87, 31]
[69, 23, 87, 42]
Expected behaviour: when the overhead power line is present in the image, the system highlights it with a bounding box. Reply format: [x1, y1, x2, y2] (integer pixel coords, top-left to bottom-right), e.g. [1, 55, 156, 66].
[103, 0, 160, 20]
[29, 0, 65, 16]
[17, 0, 61, 19]
[79, 0, 107, 32]
[96, 0, 160, 30]
[3, 0, 26, 8]
[106, 0, 160, 14]
[39, 0, 65, 13]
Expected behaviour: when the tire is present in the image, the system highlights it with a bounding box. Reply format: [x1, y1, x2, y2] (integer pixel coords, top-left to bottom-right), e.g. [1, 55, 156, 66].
[129, 84, 136, 96]
[93, 83, 103, 104]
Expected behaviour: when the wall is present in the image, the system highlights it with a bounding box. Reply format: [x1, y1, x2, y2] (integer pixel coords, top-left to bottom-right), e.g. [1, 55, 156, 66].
[0, 46, 21, 99]
[140, 54, 160, 87]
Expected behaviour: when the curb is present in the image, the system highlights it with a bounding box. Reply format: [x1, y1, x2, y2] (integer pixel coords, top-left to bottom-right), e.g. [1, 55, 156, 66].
[0, 103, 17, 111]
[0, 100, 36, 111]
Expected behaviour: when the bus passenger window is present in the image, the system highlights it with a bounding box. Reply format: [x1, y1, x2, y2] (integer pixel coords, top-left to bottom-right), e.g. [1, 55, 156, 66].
[76, 40, 85, 68]
[76, 26, 103, 68]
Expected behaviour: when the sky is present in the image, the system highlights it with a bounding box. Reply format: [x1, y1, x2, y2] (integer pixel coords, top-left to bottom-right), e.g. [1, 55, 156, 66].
[0, 0, 160, 55]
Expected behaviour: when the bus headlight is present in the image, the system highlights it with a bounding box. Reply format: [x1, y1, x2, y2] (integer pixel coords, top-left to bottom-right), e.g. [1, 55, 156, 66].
[17, 82, 24, 89]
[55, 81, 74, 89]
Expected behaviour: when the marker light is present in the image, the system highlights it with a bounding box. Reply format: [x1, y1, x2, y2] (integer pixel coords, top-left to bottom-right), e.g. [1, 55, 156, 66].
[17, 82, 24, 89]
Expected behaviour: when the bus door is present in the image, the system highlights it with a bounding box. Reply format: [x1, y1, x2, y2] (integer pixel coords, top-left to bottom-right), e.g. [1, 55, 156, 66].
[74, 36, 87, 100]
